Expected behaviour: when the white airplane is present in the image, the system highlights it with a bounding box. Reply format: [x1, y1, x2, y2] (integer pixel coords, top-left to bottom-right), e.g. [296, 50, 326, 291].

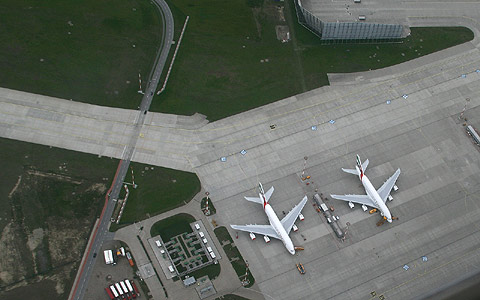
[230, 183, 307, 255]
[330, 155, 401, 223]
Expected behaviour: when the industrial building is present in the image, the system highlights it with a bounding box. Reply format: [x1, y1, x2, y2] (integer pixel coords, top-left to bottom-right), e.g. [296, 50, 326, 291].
[293, 0, 407, 43]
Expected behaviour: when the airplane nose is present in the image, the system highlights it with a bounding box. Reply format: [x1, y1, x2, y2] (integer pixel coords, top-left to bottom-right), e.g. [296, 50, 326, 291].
[387, 219, 393, 223]
[290, 250, 296, 255]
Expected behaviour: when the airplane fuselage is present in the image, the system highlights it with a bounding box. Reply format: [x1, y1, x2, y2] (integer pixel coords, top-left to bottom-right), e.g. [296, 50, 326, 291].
[263, 199, 296, 255]
[361, 175, 392, 222]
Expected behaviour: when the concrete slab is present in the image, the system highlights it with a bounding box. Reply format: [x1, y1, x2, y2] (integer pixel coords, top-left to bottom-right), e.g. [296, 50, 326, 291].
[138, 263, 155, 279]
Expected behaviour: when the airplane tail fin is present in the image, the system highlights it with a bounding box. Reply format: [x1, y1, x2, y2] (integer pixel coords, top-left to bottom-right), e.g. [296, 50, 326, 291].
[356, 154, 365, 180]
[342, 155, 368, 179]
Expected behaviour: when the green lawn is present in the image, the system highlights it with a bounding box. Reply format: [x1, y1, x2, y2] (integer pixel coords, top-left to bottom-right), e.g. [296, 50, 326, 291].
[185, 262, 221, 280]
[214, 226, 234, 244]
[231, 260, 255, 288]
[0, 0, 161, 109]
[213, 226, 255, 288]
[150, 213, 195, 241]
[150, 0, 302, 121]
[201, 197, 216, 215]
[117, 163, 200, 225]
[151, 0, 473, 121]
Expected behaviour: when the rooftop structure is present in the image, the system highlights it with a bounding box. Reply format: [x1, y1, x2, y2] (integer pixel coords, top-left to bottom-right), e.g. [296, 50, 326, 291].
[294, 0, 407, 42]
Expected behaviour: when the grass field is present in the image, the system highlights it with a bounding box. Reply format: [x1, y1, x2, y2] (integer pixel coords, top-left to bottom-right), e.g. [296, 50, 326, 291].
[185, 262, 221, 280]
[0, 0, 161, 109]
[151, 0, 474, 121]
[0, 138, 118, 300]
[201, 197, 217, 216]
[116, 163, 200, 225]
[151, 0, 302, 121]
[150, 213, 195, 241]
[214, 226, 234, 244]
[214, 226, 255, 288]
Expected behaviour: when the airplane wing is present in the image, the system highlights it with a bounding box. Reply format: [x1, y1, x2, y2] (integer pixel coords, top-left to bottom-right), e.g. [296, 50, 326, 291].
[281, 196, 308, 234]
[230, 224, 280, 239]
[377, 168, 401, 203]
[330, 194, 378, 208]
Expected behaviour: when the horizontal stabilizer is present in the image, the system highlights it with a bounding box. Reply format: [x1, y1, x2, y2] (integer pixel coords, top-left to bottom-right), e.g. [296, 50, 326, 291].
[244, 196, 263, 204]
[362, 159, 369, 172]
[342, 168, 359, 175]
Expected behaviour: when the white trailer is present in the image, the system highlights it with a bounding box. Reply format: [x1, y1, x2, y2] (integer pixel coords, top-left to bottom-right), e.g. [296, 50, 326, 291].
[115, 283, 124, 296]
[125, 279, 134, 292]
[120, 281, 129, 293]
[320, 203, 329, 212]
[109, 285, 119, 298]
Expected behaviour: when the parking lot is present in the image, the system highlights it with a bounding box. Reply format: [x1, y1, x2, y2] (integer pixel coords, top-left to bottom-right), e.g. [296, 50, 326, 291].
[83, 240, 142, 300]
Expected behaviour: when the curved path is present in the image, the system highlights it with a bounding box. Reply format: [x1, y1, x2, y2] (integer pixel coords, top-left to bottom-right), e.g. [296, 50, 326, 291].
[68, 1, 174, 299]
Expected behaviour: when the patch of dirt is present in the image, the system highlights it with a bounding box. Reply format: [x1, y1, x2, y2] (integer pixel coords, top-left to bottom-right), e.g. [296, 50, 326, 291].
[86, 183, 107, 194]
[0, 222, 27, 285]
[47, 218, 89, 267]
[8, 175, 22, 198]
[55, 276, 65, 295]
[27, 228, 44, 252]
[252, 7, 263, 39]
[26, 170, 82, 184]
[27, 228, 49, 274]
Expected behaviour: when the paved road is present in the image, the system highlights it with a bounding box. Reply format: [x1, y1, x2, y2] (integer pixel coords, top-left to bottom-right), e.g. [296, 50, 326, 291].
[69, 1, 174, 299]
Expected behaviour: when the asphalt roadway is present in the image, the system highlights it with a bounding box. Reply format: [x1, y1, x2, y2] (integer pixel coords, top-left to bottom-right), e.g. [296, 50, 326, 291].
[1, 1, 480, 300]
[68, 0, 174, 299]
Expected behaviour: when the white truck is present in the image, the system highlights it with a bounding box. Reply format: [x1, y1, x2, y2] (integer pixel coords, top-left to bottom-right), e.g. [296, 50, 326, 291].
[104, 250, 114, 265]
